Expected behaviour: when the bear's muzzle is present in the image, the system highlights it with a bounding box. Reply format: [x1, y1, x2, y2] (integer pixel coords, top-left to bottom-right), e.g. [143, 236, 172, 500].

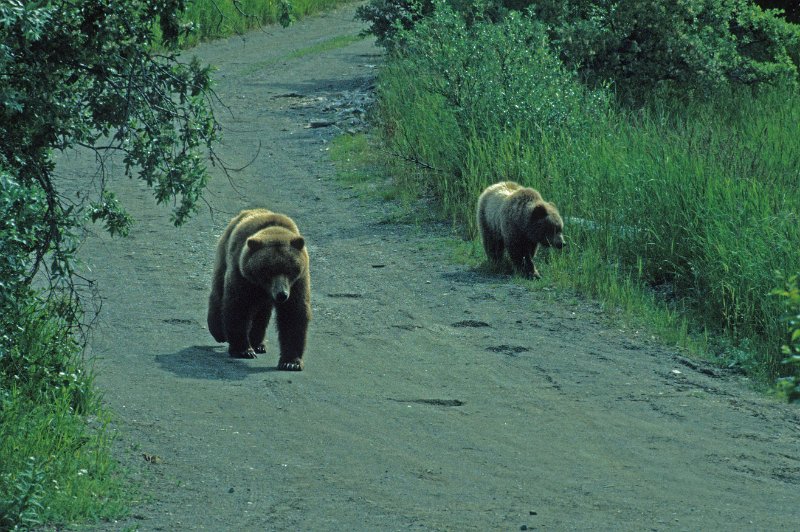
[270, 276, 292, 303]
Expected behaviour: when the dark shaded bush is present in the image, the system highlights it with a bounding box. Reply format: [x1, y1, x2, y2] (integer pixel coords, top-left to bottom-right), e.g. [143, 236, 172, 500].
[357, 0, 435, 47]
[755, 0, 800, 23]
[532, 0, 800, 101]
[360, 0, 800, 102]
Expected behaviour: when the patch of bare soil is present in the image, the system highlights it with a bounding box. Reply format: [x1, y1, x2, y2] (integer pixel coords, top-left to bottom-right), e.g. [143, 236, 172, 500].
[68, 5, 798, 530]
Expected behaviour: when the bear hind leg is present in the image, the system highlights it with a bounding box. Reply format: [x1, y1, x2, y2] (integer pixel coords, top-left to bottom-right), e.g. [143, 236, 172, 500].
[207, 300, 226, 343]
[507, 241, 539, 279]
[207, 283, 226, 343]
[483, 236, 505, 266]
[478, 206, 503, 266]
[480, 226, 505, 267]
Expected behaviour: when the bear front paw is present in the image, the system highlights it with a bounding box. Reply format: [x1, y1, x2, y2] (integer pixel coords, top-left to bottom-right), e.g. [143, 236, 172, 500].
[277, 357, 304, 371]
[229, 347, 257, 359]
[253, 344, 266, 354]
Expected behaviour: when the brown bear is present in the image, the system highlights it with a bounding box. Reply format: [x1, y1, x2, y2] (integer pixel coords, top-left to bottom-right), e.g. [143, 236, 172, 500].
[477, 181, 565, 279]
[207, 208, 311, 370]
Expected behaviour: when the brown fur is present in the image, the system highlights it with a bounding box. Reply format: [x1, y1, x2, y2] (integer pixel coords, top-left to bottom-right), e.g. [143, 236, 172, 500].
[207, 208, 311, 370]
[477, 181, 565, 279]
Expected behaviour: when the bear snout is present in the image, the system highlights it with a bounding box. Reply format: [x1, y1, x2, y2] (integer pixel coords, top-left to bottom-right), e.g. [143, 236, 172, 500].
[270, 276, 292, 303]
[550, 234, 566, 249]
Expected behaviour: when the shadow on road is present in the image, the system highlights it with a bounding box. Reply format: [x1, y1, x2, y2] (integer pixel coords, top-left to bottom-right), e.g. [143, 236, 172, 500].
[155, 345, 280, 380]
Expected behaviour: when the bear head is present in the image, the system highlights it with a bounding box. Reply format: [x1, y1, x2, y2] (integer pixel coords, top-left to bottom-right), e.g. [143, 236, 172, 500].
[529, 202, 565, 249]
[240, 227, 307, 303]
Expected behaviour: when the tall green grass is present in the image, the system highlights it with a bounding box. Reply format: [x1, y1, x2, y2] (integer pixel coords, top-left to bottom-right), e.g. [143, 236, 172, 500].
[370, 6, 800, 381]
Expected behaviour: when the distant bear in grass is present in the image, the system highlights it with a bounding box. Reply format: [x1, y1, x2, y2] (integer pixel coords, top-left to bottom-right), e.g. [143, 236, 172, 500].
[477, 181, 565, 279]
[207, 208, 311, 370]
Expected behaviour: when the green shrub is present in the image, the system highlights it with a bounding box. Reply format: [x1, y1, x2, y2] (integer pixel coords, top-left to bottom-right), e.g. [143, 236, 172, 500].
[0, 299, 123, 529]
[399, 6, 607, 134]
[357, 0, 435, 48]
[361, 0, 800, 102]
[772, 274, 800, 401]
[528, 0, 800, 102]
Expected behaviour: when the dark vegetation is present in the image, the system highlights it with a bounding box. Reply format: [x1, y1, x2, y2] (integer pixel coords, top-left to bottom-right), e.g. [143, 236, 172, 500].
[1, 0, 219, 525]
[755, 0, 800, 23]
[356, 0, 800, 392]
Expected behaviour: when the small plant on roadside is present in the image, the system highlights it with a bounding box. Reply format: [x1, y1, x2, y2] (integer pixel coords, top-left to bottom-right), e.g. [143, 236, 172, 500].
[772, 274, 800, 402]
[0, 457, 45, 531]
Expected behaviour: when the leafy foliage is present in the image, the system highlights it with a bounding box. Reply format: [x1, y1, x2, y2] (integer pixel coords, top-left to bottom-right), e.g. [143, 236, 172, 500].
[0, 0, 218, 303]
[360, 0, 800, 102]
[754, 0, 800, 23]
[356, 0, 435, 48]
[398, 5, 607, 134]
[0, 457, 45, 530]
[531, 0, 800, 101]
[772, 274, 800, 401]
[1, 0, 221, 527]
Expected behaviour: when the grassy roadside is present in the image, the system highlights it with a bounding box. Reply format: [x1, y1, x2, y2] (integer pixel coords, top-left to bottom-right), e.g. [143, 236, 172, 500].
[349, 7, 800, 390]
[1, 300, 126, 528]
[329, 82, 799, 390]
[349, 3, 800, 395]
[330, 131, 703, 342]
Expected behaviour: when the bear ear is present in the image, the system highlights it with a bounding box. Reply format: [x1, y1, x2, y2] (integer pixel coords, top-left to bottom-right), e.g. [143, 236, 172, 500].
[531, 203, 549, 221]
[246, 237, 264, 251]
[290, 236, 305, 251]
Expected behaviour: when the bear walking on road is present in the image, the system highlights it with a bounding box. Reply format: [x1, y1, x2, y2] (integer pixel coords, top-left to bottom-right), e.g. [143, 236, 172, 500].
[477, 181, 565, 279]
[207, 208, 311, 370]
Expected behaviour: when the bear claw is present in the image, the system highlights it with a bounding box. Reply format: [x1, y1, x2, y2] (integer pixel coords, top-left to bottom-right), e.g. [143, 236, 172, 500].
[277, 359, 303, 371]
[229, 348, 257, 359]
[254, 344, 266, 354]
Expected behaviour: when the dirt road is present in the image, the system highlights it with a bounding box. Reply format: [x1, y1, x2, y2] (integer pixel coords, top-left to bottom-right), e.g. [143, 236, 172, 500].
[68, 5, 800, 530]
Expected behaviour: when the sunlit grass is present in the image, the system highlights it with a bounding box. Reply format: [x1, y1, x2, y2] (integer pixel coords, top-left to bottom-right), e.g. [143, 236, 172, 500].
[178, 0, 357, 46]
